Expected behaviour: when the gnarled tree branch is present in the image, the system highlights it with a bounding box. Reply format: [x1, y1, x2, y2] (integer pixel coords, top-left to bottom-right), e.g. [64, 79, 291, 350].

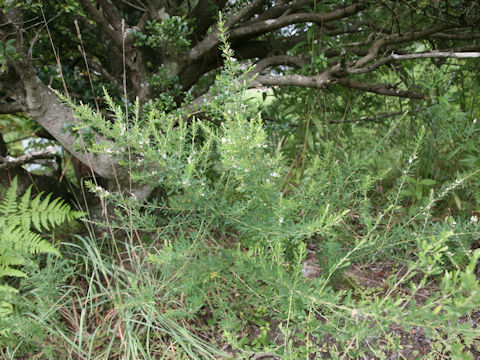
[336, 78, 427, 99]
[0, 149, 58, 170]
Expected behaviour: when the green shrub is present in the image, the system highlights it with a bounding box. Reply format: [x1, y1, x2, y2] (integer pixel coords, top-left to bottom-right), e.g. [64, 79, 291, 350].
[50, 21, 480, 359]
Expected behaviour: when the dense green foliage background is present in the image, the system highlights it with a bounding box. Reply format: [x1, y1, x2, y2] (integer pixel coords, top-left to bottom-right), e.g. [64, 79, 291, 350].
[1, 1, 480, 359]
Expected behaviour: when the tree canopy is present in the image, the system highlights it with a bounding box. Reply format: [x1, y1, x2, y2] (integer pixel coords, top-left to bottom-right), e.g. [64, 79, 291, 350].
[0, 0, 479, 195]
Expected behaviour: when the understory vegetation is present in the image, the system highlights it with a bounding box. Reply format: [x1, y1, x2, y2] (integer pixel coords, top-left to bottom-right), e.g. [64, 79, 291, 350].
[2, 13, 480, 360]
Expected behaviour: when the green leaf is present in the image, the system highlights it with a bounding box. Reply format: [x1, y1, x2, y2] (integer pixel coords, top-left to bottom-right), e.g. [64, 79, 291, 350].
[419, 179, 436, 186]
[416, 187, 423, 201]
[454, 194, 462, 210]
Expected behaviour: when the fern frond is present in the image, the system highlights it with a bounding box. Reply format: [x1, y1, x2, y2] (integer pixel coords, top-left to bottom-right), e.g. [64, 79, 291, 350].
[0, 177, 78, 290]
[24, 233, 61, 256]
[0, 177, 18, 216]
[29, 192, 42, 231]
[26, 192, 82, 232]
[19, 185, 33, 230]
[2, 225, 24, 248]
[0, 284, 18, 294]
[0, 265, 27, 278]
[0, 253, 26, 266]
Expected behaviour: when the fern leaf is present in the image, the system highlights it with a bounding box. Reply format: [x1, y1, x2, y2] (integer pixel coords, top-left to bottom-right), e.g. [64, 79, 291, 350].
[38, 192, 52, 212]
[0, 177, 18, 216]
[0, 254, 26, 266]
[0, 266, 27, 278]
[30, 193, 42, 231]
[2, 226, 24, 249]
[0, 300, 14, 317]
[47, 197, 62, 228]
[19, 185, 33, 231]
[30, 237, 61, 257]
[0, 284, 18, 294]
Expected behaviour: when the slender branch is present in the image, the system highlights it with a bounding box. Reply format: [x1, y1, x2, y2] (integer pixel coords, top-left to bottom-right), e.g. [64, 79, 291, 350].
[391, 51, 480, 60]
[224, 0, 267, 29]
[229, 2, 366, 40]
[252, 0, 313, 22]
[187, 0, 266, 62]
[187, 1, 364, 63]
[179, 37, 308, 90]
[251, 73, 333, 88]
[78, 0, 123, 47]
[336, 78, 427, 99]
[0, 150, 58, 170]
[348, 49, 480, 75]
[252, 55, 309, 75]
[431, 32, 480, 40]
[353, 23, 452, 69]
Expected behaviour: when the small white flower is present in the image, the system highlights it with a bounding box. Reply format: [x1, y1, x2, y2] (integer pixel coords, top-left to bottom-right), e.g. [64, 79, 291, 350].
[227, 109, 231, 114]
[456, 179, 461, 184]
[187, 158, 192, 164]
[266, 178, 270, 183]
[162, 153, 167, 159]
[471, 215, 478, 224]
[245, 169, 249, 172]
[270, 172, 279, 178]
[408, 157, 413, 164]
[474, 118, 478, 124]
[279, 217, 284, 224]
[221, 137, 227, 143]
[452, 220, 457, 226]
